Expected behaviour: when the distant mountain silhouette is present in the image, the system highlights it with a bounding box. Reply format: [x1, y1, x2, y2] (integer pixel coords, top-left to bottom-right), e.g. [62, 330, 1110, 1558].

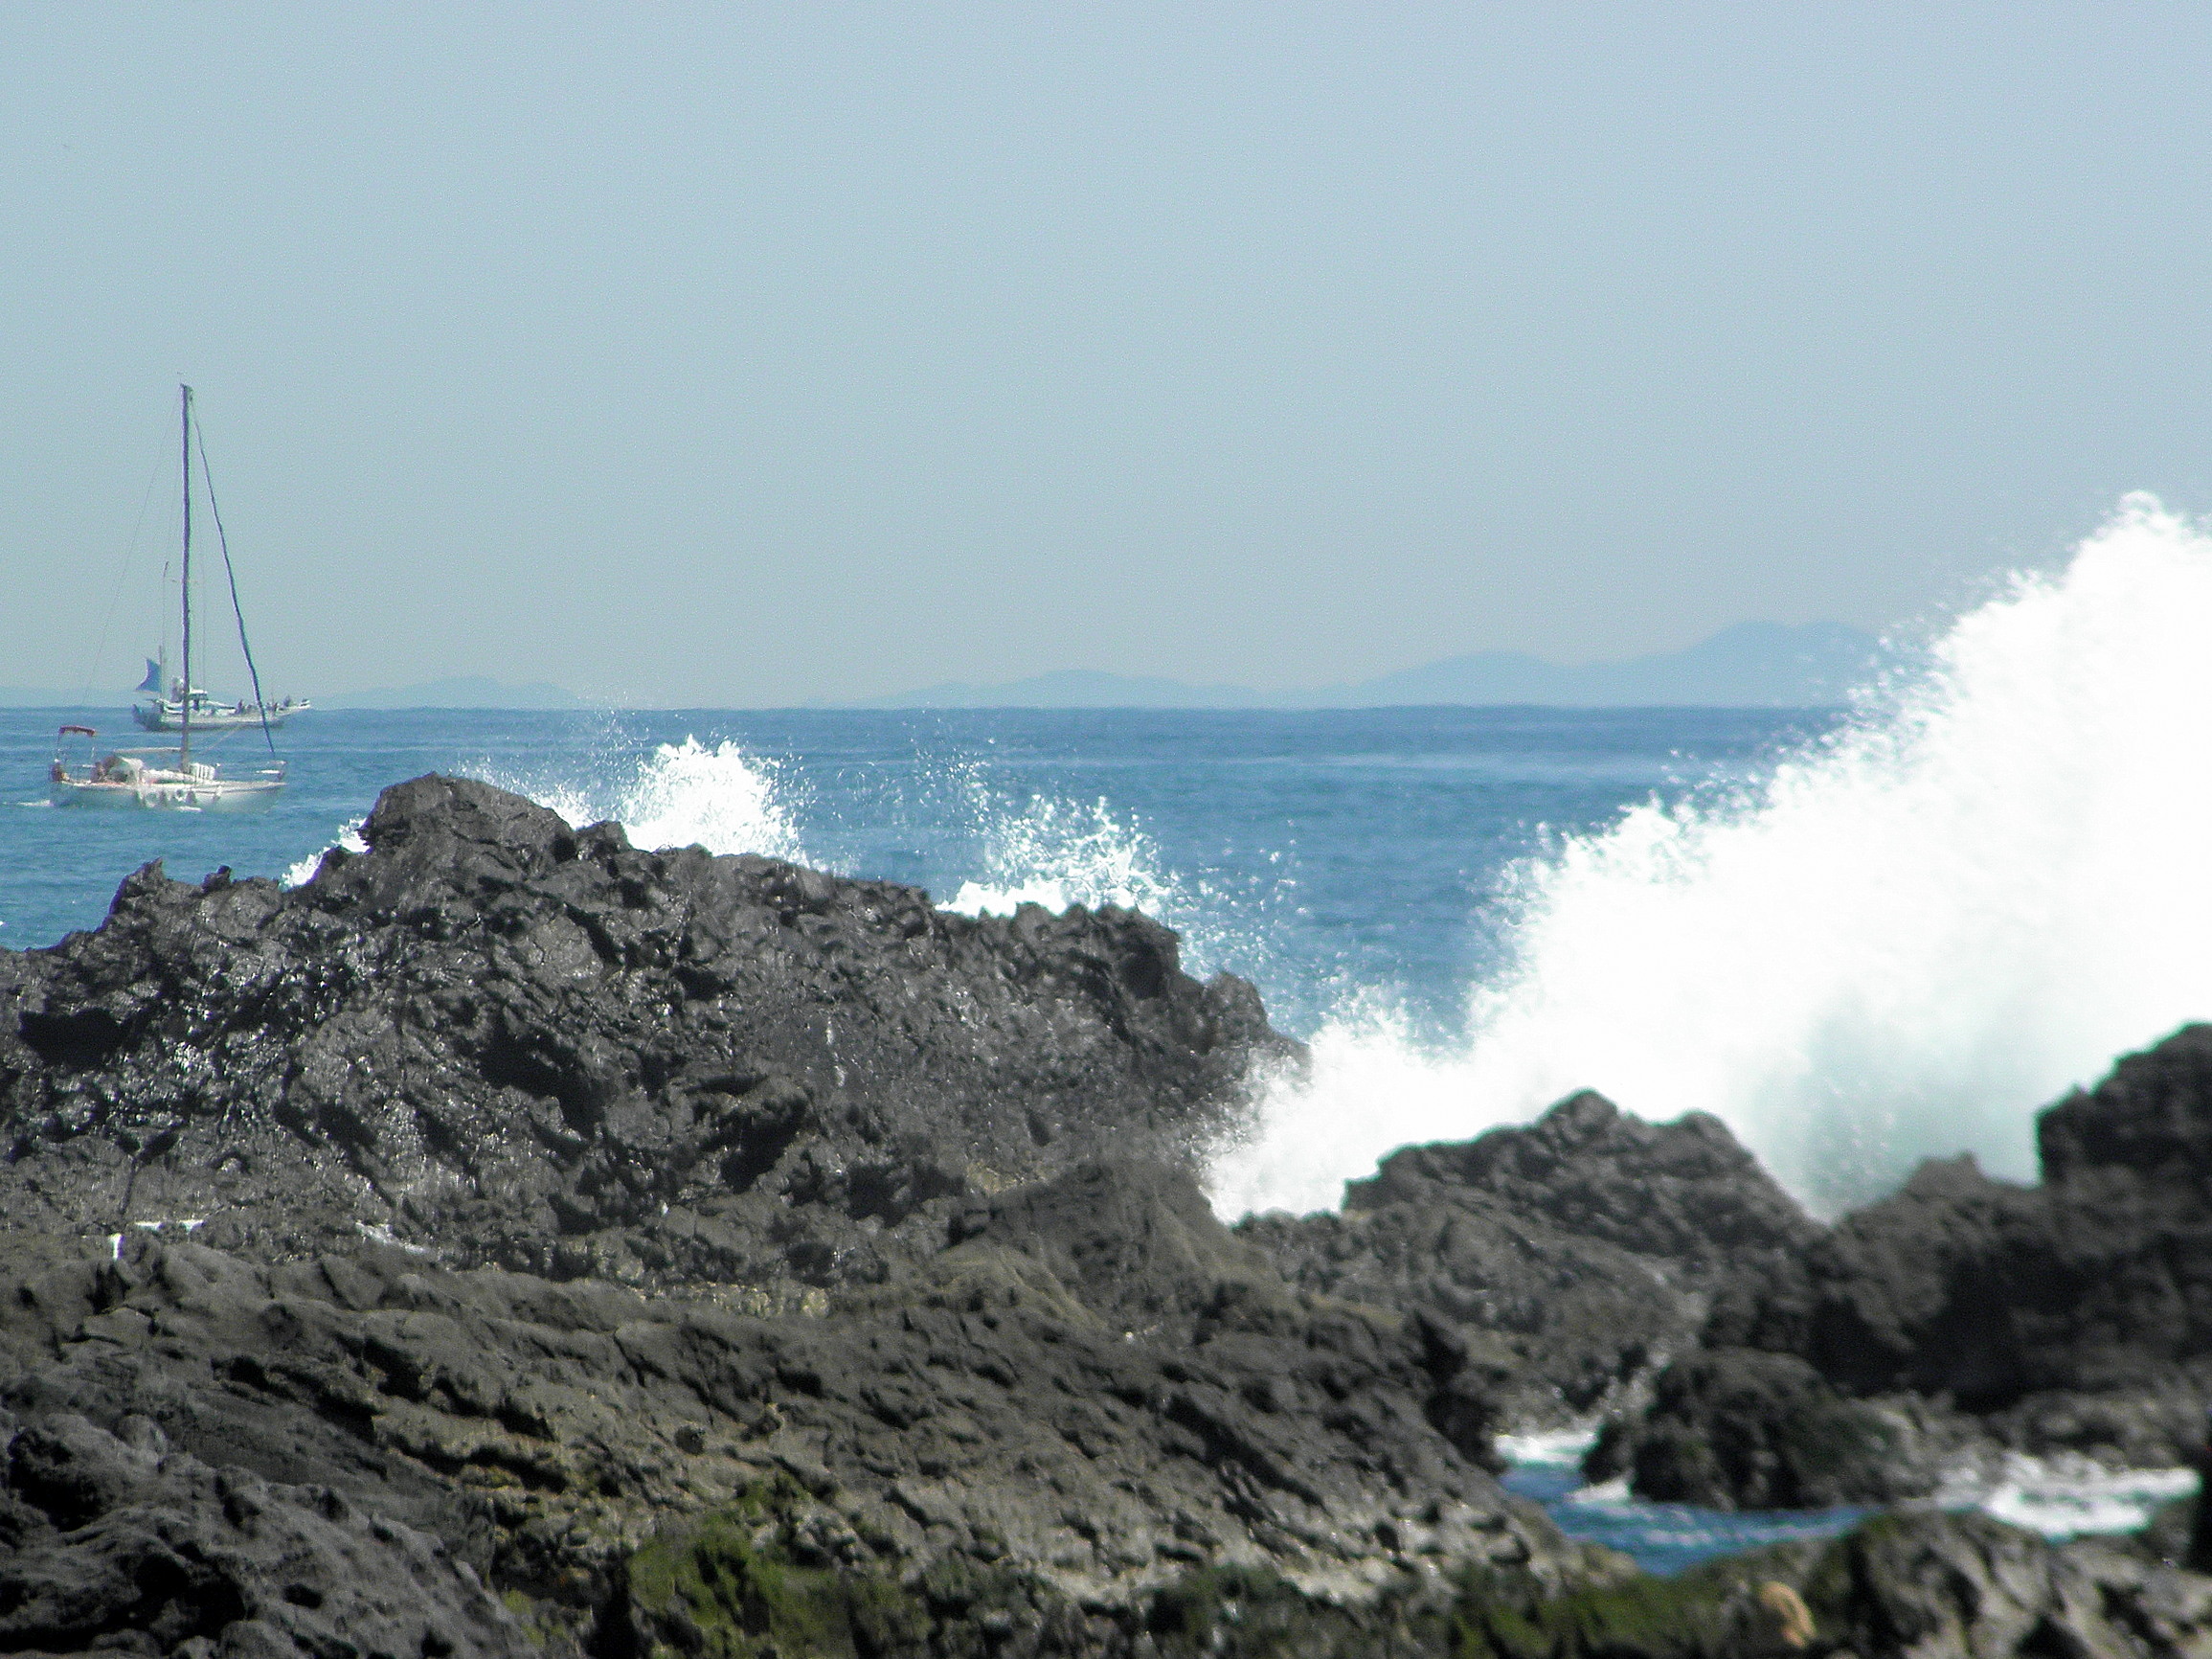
[2, 624, 1886, 712]
[855, 622, 1886, 709]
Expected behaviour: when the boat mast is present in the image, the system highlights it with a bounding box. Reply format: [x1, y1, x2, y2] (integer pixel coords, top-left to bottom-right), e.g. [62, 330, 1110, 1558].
[179, 384, 192, 765]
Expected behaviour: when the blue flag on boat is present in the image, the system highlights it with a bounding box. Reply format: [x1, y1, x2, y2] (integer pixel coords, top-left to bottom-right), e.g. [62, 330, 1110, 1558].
[137, 658, 163, 694]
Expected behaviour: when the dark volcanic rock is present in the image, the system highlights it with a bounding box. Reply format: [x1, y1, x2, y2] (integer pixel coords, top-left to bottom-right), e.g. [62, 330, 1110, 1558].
[1583, 1348, 1937, 1511]
[951, 1158, 1298, 1341]
[0, 775, 1291, 1293]
[0, 1221, 1587, 1648]
[1240, 1092, 1818, 1425]
[611, 1503, 2212, 1659]
[0, 781, 1636, 1645]
[10, 772, 2212, 1653]
[1435, 1508, 2212, 1659]
[1745, 1510, 2212, 1659]
[1729, 1026, 2212, 1403]
[15, 1227, 2174, 1659]
[0, 1408, 528, 1658]
[1613, 1025, 2212, 1507]
[1341, 1092, 1817, 1269]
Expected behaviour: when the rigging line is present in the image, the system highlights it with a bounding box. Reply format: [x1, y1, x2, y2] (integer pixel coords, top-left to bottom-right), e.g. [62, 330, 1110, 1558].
[191, 416, 278, 755]
[77, 453, 169, 709]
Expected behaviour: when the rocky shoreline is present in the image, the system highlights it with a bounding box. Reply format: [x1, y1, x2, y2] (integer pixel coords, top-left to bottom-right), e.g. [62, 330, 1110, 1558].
[1589, 1025, 2212, 1516]
[3, 776, 2211, 1656]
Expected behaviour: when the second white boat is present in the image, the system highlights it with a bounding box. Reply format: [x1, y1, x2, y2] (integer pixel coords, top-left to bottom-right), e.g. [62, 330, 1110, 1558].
[51, 385, 291, 813]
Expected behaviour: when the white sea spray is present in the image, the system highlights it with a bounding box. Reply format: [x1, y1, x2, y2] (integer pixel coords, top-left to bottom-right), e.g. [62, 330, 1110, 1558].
[481, 736, 805, 861]
[1212, 497, 2212, 1218]
[281, 818, 367, 888]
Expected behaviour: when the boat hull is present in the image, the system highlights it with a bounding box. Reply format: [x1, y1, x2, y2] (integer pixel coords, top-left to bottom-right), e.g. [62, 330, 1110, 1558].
[51, 776, 285, 813]
[131, 702, 304, 734]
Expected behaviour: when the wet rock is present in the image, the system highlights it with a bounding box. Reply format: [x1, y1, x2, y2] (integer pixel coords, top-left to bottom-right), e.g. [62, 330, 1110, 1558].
[0, 775, 1292, 1293]
[1240, 1092, 1819, 1426]
[1617, 1025, 2212, 1507]
[0, 1224, 1582, 1642]
[1584, 1349, 1939, 1511]
[1708, 1026, 2212, 1407]
[0, 1409, 528, 1659]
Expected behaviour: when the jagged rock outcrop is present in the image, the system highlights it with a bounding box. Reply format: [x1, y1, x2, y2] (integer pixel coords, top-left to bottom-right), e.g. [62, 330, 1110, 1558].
[1583, 1348, 1953, 1511]
[0, 1206, 1588, 1656]
[0, 783, 1637, 1654]
[11, 772, 2212, 1654]
[14, 1222, 2194, 1659]
[1239, 1092, 1819, 1425]
[0, 1407, 530, 1659]
[0, 775, 1291, 1294]
[1602, 1026, 2212, 1507]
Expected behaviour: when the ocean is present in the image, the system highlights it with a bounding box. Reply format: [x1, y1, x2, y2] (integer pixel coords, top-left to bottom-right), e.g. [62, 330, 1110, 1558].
[7, 497, 2212, 1567]
[0, 699, 1828, 1022]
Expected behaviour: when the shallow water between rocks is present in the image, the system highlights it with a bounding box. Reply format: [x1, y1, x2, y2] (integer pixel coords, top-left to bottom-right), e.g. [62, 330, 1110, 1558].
[1500, 1433, 2199, 1575]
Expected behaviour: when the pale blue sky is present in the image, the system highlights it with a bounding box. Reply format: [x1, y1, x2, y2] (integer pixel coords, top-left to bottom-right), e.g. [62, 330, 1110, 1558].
[4, 5, 2209, 705]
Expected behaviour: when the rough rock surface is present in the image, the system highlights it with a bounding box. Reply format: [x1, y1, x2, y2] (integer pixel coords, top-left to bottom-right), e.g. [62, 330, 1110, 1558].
[609, 1504, 2212, 1659]
[0, 1203, 1585, 1655]
[1603, 1026, 2212, 1507]
[0, 782, 1625, 1655]
[0, 775, 1290, 1293]
[9, 773, 2210, 1655]
[0, 1406, 528, 1659]
[1240, 1092, 1819, 1425]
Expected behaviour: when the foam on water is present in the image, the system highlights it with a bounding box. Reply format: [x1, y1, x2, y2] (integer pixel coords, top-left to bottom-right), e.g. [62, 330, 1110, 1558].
[1495, 1425, 1600, 1467]
[1504, 1436, 2191, 1568]
[1938, 1454, 2198, 1540]
[939, 787, 1279, 992]
[1212, 497, 2212, 1218]
[945, 795, 1180, 918]
[485, 736, 805, 862]
[282, 818, 367, 888]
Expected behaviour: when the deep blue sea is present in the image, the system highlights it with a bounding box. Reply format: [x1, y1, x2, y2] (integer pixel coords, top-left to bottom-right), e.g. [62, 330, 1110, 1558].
[1, 698, 2195, 1570]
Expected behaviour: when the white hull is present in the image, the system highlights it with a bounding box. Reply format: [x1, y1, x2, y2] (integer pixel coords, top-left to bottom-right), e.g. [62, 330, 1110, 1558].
[51, 775, 284, 813]
[132, 700, 305, 734]
[55, 391, 294, 815]
[50, 745, 285, 814]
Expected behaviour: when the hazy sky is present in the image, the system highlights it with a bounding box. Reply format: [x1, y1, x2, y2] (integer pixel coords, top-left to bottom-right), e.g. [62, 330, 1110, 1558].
[5, 5, 2210, 705]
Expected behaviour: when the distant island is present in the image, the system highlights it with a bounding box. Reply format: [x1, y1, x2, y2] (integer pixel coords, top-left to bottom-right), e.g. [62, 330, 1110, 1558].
[850, 621, 1886, 709]
[1, 623, 1888, 712]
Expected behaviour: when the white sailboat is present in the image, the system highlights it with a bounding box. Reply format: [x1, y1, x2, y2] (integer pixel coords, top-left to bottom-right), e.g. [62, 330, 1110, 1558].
[51, 386, 289, 812]
[131, 648, 308, 734]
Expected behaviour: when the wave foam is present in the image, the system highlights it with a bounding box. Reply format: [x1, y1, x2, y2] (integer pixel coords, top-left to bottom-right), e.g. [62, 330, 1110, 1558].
[282, 819, 367, 888]
[1938, 1453, 2197, 1539]
[1212, 497, 2212, 1218]
[1496, 1426, 1601, 1466]
[944, 795, 1179, 918]
[485, 737, 804, 862]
